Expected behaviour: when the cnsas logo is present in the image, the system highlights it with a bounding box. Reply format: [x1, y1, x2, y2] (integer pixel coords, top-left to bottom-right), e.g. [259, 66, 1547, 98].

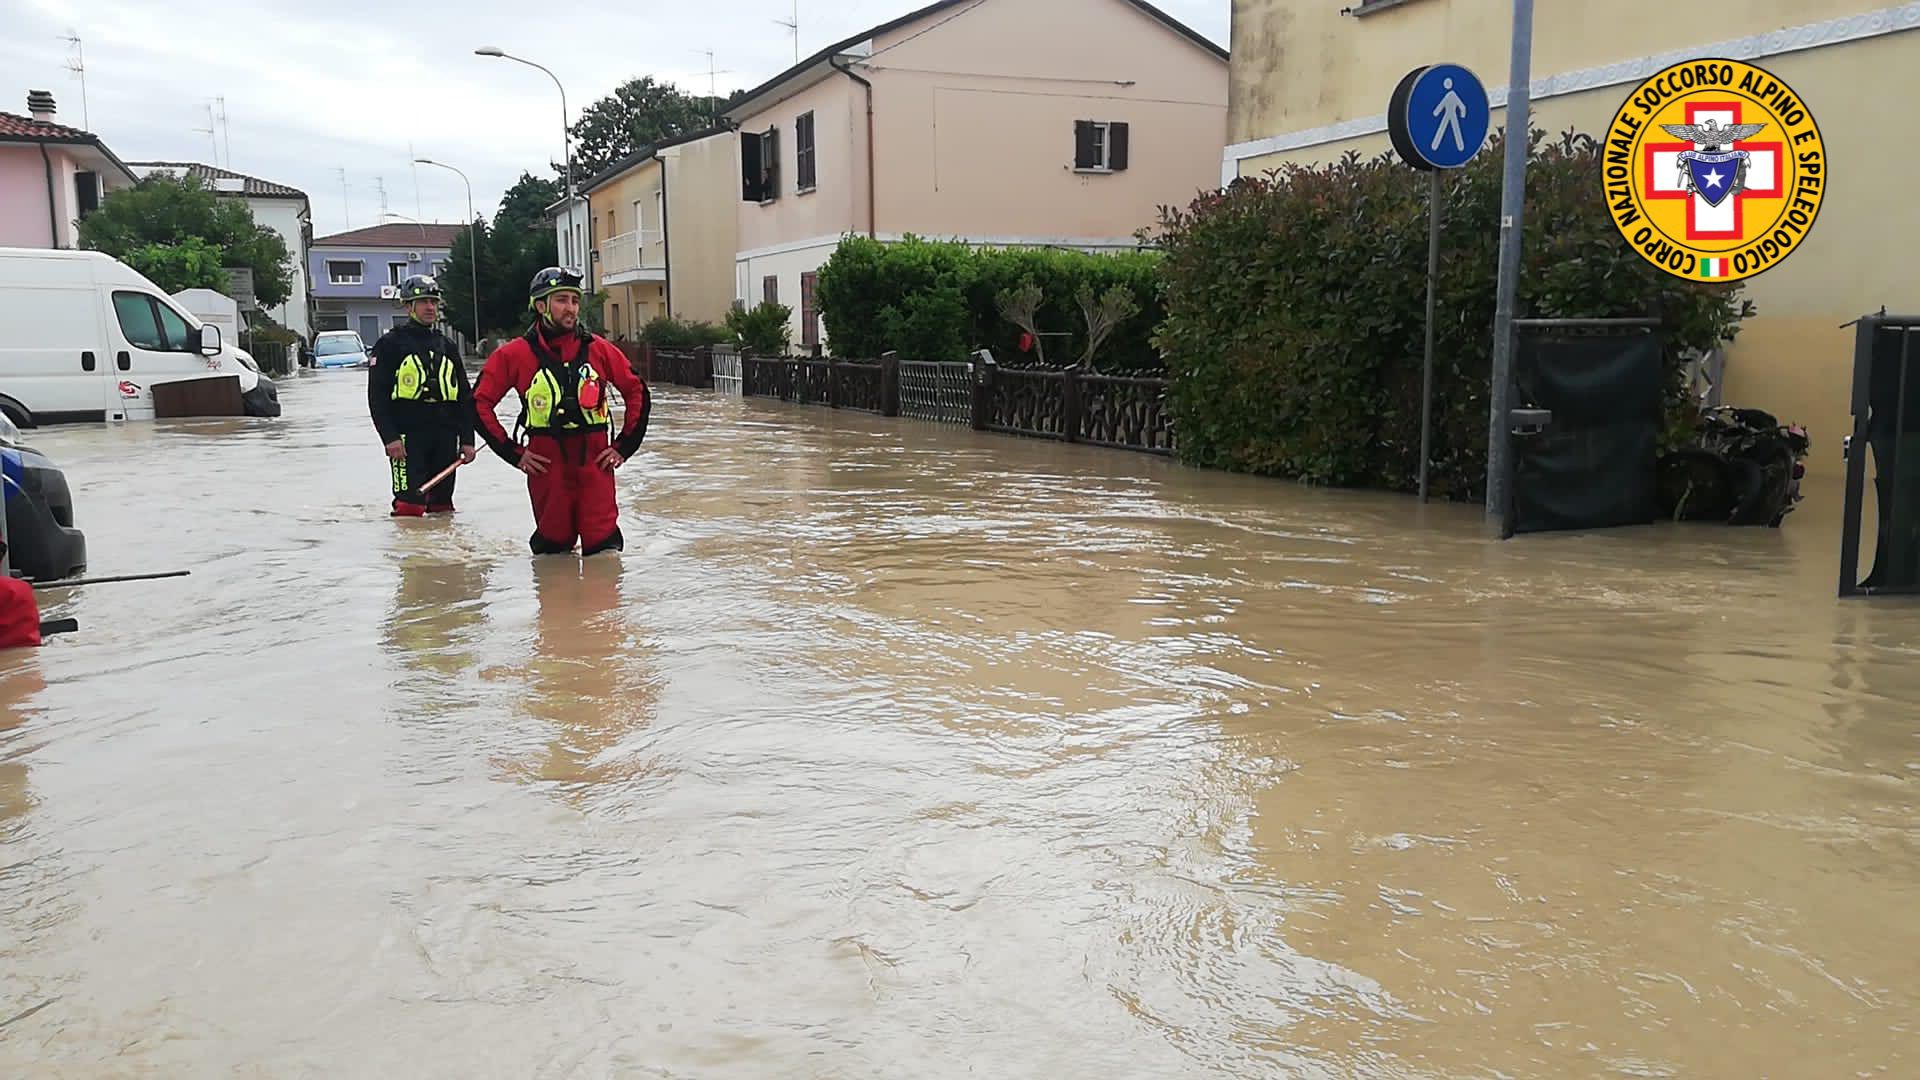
[1604, 58, 1826, 284]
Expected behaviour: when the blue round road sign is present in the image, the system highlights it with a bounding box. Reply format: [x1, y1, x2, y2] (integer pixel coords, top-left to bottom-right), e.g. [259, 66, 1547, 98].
[1388, 64, 1490, 170]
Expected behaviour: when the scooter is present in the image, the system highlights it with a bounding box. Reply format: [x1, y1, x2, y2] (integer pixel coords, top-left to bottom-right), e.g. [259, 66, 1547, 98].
[1656, 406, 1811, 527]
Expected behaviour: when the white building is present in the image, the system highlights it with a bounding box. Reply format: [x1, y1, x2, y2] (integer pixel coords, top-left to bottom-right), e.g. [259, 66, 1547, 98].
[546, 193, 590, 287]
[127, 161, 314, 343]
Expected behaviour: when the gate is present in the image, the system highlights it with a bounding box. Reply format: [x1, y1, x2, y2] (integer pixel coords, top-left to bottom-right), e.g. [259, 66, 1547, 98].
[1839, 314, 1920, 597]
[1501, 318, 1666, 538]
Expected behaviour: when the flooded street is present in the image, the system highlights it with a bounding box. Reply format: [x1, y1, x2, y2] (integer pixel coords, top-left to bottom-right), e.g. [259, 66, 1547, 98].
[4, 369, 1919, 1077]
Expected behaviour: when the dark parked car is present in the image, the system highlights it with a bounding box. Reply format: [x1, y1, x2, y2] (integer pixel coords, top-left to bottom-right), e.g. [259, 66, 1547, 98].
[1, 413, 86, 582]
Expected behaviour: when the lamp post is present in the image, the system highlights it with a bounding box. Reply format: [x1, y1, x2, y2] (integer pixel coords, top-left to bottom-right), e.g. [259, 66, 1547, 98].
[475, 46, 576, 279]
[415, 157, 482, 349]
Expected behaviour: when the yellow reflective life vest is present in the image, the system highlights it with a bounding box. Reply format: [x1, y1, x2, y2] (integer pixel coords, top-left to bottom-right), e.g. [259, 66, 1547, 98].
[524, 361, 610, 431]
[392, 350, 462, 403]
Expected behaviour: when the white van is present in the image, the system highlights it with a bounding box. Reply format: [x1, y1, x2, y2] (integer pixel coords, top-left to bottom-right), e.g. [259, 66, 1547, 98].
[0, 247, 280, 427]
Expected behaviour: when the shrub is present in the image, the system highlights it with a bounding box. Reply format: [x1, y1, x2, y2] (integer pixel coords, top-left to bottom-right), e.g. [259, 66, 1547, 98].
[1150, 127, 1755, 501]
[814, 234, 1165, 372]
[727, 301, 793, 356]
[638, 315, 729, 348]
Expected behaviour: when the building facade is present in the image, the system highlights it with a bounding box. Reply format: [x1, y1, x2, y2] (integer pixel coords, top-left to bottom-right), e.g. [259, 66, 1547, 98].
[724, 0, 1230, 351]
[0, 91, 136, 249]
[128, 161, 315, 343]
[1224, 0, 1920, 485]
[583, 125, 739, 338]
[309, 223, 461, 348]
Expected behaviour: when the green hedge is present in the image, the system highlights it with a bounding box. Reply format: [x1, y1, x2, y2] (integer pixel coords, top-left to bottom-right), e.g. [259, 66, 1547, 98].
[638, 315, 730, 348]
[1151, 128, 1756, 501]
[813, 235, 1165, 372]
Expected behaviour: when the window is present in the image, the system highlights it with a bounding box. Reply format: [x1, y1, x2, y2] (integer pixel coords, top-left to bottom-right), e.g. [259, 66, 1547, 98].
[763, 275, 778, 305]
[433, 260, 447, 276]
[327, 259, 363, 285]
[112, 292, 194, 352]
[1073, 120, 1131, 172]
[796, 111, 816, 192]
[75, 171, 100, 218]
[113, 292, 164, 350]
[800, 271, 818, 348]
[740, 125, 780, 203]
[607, 210, 616, 237]
[388, 262, 408, 286]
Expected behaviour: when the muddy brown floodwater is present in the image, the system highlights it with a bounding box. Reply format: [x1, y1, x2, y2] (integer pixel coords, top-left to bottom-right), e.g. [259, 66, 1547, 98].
[3, 370, 1918, 1077]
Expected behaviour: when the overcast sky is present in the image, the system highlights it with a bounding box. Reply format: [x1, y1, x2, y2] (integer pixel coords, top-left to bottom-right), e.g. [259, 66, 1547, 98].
[3, 0, 1228, 239]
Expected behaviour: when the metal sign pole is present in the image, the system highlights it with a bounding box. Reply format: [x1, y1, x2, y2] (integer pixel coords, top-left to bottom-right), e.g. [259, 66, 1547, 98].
[1388, 62, 1488, 505]
[1485, 0, 1535, 531]
[1420, 169, 1442, 501]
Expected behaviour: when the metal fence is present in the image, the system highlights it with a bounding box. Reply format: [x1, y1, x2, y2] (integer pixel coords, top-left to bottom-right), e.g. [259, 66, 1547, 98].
[900, 361, 973, 424]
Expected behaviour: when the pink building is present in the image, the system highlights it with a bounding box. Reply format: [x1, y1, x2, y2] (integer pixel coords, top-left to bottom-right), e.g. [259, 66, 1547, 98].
[0, 91, 137, 249]
[724, 0, 1228, 351]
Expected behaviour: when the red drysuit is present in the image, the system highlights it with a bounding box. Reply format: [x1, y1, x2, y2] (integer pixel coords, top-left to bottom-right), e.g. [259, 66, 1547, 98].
[0, 575, 42, 649]
[474, 324, 652, 555]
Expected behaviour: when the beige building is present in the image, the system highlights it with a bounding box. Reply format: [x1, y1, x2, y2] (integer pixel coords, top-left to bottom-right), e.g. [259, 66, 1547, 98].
[1225, 0, 1920, 486]
[582, 126, 738, 338]
[724, 0, 1229, 351]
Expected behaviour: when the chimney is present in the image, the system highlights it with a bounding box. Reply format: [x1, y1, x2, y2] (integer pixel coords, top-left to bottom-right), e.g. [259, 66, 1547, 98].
[27, 90, 56, 122]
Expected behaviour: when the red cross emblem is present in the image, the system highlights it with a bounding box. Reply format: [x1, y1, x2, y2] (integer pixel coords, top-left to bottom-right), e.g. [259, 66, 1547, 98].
[1642, 101, 1783, 242]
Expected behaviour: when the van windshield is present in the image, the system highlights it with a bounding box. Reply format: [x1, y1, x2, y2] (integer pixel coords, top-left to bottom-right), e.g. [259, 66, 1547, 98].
[316, 337, 365, 356]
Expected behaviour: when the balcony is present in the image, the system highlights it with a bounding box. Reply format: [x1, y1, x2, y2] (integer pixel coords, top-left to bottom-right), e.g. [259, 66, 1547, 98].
[596, 229, 666, 286]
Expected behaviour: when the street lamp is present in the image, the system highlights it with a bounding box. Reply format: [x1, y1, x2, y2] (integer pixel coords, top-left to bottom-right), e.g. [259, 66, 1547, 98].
[415, 157, 482, 349]
[475, 46, 576, 281]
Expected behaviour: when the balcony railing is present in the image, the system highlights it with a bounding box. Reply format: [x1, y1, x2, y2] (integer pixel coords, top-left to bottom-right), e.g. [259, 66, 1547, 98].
[597, 229, 665, 279]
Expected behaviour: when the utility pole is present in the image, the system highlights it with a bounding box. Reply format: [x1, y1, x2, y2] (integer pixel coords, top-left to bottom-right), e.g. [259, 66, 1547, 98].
[408, 140, 424, 221]
[1484, 0, 1535, 532]
[61, 32, 88, 130]
[216, 96, 231, 167]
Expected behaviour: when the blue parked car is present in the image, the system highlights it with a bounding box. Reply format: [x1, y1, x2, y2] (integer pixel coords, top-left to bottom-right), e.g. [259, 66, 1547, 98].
[1, 412, 86, 582]
[312, 329, 372, 369]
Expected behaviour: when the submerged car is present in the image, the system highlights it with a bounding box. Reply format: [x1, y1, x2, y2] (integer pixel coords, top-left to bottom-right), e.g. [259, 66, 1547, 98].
[313, 330, 373, 369]
[0, 412, 86, 582]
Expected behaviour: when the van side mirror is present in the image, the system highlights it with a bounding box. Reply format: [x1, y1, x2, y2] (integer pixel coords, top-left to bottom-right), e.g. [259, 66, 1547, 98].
[199, 324, 221, 356]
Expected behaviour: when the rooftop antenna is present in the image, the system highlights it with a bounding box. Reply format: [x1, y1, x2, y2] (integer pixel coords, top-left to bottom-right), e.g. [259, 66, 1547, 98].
[60, 31, 88, 130]
[336, 168, 350, 229]
[773, 1, 798, 65]
[214, 96, 231, 167]
[193, 104, 218, 164]
[375, 175, 388, 221]
[697, 49, 735, 123]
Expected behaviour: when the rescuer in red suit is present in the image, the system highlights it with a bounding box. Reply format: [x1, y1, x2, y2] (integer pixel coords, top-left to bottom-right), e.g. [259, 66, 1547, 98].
[472, 267, 652, 556]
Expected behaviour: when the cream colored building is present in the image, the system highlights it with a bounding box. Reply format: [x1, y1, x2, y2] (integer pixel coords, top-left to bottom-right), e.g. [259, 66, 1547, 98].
[724, 0, 1230, 352]
[582, 126, 739, 338]
[1225, 0, 1920, 486]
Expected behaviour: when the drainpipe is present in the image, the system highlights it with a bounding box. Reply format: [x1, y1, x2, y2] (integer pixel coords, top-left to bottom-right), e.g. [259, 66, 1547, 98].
[829, 57, 877, 239]
[39, 144, 60, 247]
[654, 149, 672, 317]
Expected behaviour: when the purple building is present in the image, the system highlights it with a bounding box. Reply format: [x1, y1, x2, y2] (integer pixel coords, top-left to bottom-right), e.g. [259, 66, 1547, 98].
[310, 223, 465, 348]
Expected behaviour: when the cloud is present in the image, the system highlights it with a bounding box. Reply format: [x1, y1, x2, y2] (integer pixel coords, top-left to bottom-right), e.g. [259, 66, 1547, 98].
[1, 0, 1227, 237]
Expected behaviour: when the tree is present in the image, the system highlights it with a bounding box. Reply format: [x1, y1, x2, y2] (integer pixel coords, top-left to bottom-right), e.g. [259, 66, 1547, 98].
[77, 173, 293, 306]
[444, 172, 562, 338]
[495, 171, 561, 231]
[569, 76, 745, 179]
